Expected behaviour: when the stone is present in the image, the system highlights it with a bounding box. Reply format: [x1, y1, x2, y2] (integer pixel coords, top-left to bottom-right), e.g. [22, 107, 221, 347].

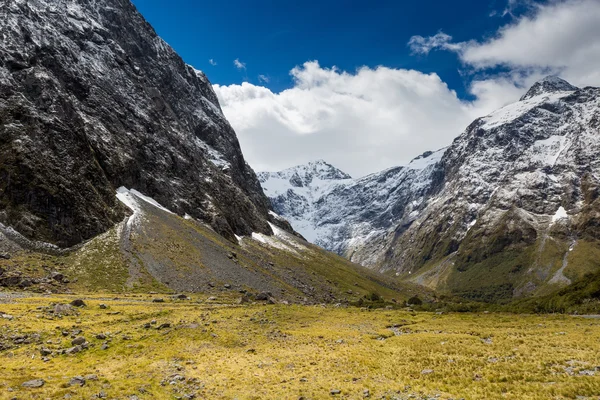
[72, 337, 86, 346]
[95, 333, 107, 340]
[173, 294, 188, 300]
[0, 253, 10, 260]
[65, 345, 82, 354]
[70, 299, 86, 307]
[330, 389, 341, 395]
[101, 343, 109, 350]
[152, 298, 165, 303]
[50, 272, 65, 282]
[255, 292, 271, 301]
[363, 389, 370, 398]
[99, 304, 108, 309]
[421, 369, 434, 375]
[18, 278, 33, 288]
[157, 323, 171, 330]
[68, 376, 86, 387]
[22, 379, 45, 388]
[40, 347, 52, 356]
[0, 276, 21, 287]
[207, 296, 217, 301]
[224, 283, 231, 289]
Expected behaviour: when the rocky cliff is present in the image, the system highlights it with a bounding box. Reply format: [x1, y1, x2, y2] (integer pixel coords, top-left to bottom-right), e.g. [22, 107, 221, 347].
[0, 0, 272, 248]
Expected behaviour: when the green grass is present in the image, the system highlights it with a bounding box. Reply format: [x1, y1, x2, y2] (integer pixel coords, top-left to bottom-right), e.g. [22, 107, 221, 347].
[0, 294, 599, 399]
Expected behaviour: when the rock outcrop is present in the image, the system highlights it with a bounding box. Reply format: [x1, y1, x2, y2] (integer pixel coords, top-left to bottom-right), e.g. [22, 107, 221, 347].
[0, 0, 272, 247]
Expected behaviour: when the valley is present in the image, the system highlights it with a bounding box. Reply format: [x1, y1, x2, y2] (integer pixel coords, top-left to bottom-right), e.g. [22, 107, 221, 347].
[1, 294, 599, 400]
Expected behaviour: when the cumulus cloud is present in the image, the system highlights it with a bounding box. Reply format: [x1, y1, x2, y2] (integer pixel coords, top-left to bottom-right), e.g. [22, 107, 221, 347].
[215, 0, 600, 177]
[233, 58, 246, 70]
[209, 59, 217, 66]
[214, 62, 505, 177]
[409, 0, 600, 87]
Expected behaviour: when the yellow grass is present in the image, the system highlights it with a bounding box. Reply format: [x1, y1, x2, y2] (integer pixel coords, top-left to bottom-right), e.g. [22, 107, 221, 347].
[0, 294, 599, 399]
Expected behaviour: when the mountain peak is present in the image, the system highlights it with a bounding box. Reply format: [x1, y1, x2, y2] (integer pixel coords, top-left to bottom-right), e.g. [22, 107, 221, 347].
[520, 76, 578, 101]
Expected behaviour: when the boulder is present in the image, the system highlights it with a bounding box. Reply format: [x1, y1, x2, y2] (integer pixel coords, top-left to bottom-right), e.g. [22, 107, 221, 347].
[70, 299, 86, 307]
[68, 376, 86, 387]
[22, 379, 44, 388]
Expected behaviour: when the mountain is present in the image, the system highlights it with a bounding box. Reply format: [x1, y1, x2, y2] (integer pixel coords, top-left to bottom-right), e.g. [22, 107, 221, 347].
[0, 0, 273, 248]
[258, 152, 444, 265]
[0, 0, 419, 302]
[261, 77, 600, 303]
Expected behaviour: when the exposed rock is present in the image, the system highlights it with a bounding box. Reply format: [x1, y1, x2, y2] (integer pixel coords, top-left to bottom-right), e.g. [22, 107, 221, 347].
[68, 376, 86, 387]
[22, 379, 45, 388]
[39, 347, 52, 356]
[152, 298, 165, 303]
[72, 337, 86, 346]
[70, 299, 86, 308]
[65, 345, 82, 355]
[54, 303, 76, 316]
[0, 0, 274, 248]
[255, 292, 272, 301]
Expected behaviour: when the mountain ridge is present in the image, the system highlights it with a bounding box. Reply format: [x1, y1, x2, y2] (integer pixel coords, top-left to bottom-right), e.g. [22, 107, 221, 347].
[259, 76, 600, 302]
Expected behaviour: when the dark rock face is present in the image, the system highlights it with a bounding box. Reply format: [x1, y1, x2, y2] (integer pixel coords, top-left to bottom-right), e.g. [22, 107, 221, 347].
[0, 0, 271, 247]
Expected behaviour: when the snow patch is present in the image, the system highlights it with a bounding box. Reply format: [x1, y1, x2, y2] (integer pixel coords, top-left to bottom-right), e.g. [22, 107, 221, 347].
[551, 206, 568, 224]
[116, 187, 174, 228]
[482, 91, 574, 130]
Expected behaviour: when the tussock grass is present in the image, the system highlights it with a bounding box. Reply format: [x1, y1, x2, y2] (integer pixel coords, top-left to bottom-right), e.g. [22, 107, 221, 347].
[1, 294, 599, 399]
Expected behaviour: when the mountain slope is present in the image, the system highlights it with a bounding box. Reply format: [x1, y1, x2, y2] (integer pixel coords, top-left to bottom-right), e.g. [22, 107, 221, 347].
[259, 151, 444, 265]
[386, 77, 600, 301]
[0, 0, 272, 247]
[0, 186, 425, 303]
[261, 77, 600, 303]
[0, 0, 421, 302]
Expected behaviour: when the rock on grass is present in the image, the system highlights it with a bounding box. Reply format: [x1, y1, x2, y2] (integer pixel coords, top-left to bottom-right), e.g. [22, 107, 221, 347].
[22, 379, 44, 388]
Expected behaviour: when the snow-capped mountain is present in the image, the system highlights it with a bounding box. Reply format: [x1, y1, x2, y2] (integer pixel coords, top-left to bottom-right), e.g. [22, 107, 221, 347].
[259, 150, 444, 265]
[261, 76, 600, 301]
[0, 0, 275, 247]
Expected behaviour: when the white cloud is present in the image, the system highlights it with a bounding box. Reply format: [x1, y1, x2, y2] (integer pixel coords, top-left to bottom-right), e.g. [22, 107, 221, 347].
[258, 74, 270, 83]
[209, 59, 217, 66]
[215, 0, 600, 177]
[409, 0, 600, 87]
[461, 0, 600, 86]
[234, 58, 246, 70]
[408, 32, 462, 55]
[214, 62, 506, 177]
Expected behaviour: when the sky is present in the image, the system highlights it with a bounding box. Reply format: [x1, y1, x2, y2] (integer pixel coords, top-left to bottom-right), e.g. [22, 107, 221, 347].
[131, 0, 600, 177]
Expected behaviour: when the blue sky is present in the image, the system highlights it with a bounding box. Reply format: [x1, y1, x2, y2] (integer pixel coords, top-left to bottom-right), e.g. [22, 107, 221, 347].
[132, 0, 537, 97]
[130, 0, 598, 176]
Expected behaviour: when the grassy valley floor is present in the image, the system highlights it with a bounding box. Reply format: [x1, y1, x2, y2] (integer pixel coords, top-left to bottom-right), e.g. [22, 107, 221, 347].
[0, 293, 599, 399]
